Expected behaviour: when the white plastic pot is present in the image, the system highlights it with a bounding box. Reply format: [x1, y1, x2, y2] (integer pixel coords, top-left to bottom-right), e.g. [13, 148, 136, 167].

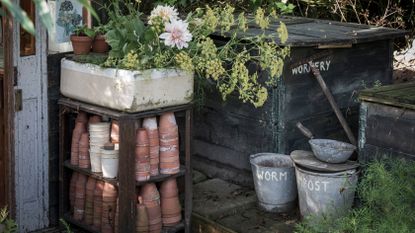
[90, 150, 102, 173]
[101, 150, 119, 178]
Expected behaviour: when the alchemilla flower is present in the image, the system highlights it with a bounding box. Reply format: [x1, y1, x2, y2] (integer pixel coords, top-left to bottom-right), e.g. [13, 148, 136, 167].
[160, 20, 193, 49]
[149, 5, 179, 25]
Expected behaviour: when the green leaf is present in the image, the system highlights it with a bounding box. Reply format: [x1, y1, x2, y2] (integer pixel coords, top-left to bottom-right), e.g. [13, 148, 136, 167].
[1, 0, 35, 34]
[32, 0, 53, 32]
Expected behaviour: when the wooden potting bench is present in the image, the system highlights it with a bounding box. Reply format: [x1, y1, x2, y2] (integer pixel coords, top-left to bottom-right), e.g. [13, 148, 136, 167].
[58, 98, 193, 233]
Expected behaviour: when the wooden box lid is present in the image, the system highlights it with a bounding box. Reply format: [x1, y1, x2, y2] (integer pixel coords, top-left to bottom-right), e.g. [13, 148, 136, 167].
[359, 82, 415, 110]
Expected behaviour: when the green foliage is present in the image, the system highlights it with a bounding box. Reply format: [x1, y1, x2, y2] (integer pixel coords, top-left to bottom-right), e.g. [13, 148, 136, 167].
[73, 25, 95, 38]
[99, 2, 291, 107]
[0, 207, 18, 233]
[1, 0, 98, 35]
[60, 218, 73, 233]
[72, 54, 108, 65]
[295, 159, 415, 233]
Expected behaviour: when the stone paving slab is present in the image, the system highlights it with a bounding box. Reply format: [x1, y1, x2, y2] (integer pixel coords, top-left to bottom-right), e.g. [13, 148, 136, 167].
[193, 169, 208, 184]
[217, 206, 299, 233]
[193, 178, 256, 220]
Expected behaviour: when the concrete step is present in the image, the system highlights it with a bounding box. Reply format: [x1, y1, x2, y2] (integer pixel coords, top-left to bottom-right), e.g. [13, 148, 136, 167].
[192, 178, 299, 233]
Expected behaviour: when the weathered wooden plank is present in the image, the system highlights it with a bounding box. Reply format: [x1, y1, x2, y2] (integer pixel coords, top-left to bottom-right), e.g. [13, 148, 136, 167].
[118, 116, 138, 233]
[282, 40, 392, 121]
[364, 102, 415, 155]
[359, 82, 415, 108]
[360, 144, 415, 163]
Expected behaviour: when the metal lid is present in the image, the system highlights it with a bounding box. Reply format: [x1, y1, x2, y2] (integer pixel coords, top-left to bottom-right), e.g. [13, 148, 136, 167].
[290, 150, 359, 172]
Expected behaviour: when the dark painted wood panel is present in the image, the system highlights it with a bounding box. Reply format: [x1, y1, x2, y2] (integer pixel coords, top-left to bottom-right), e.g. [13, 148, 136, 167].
[282, 108, 359, 155]
[360, 144, 415, 163]
[194, 90, 276, 154]
[282, 40, 392, 122]
[364, 103, 415, 155]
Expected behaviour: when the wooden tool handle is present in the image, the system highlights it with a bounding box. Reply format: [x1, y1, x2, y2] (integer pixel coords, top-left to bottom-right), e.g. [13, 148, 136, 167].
[308, 61, 357, 146]
[296, 122, 314, 139]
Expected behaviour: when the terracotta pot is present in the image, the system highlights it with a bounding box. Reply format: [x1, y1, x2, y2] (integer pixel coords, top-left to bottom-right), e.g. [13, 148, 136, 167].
[162, 214, 182, 226]
[136, 197, 149, 233]
[111, 121, 119, 144]
[76, 111, 88, 124]
[93, 181, 104, 229]
[102, 183, 117, 233]
[92, 34, 109, 53]
[70, 35, 93, 55]
[69, 172, 78, 211]
[159, 126, 178, 136]
[141, 183, 160, 201]
[159, 156, 179, 164]
[85, 177, 96, 225]
[136, 146, 150, 158]
[136, 128, 149, 146]
[161, 197, 181, 215]
[159, 112, 176, 129]
[160, 178, 178, 197]
[74, 174, 87, 220]
[89, 115, 103, 124]
[114, 198, 119, 233]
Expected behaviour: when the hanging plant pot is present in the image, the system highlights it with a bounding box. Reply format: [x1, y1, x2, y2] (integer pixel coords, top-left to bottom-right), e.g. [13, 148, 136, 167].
[92, 34, 109, 53]
[70, 35, 93, 55]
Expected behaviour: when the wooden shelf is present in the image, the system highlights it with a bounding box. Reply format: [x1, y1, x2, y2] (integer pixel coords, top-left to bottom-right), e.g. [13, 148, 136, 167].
[136, 167, 186, 186]
[59, 98, 193, 232]
[59, 98, 192, 120]
[64, 213, 184, 233]
[64, 160, 186, 187]
[63, 160, 118, 186]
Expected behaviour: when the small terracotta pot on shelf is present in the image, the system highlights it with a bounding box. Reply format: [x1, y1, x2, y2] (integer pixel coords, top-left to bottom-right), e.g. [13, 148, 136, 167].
[74, 174, 87, 221]
[140, 183, 162, 232]
[102, 182, 117, 233]
[85, 177, 96, 225]
[136, 197, 149, 233]
[93, 181, 104, 230]
[92, 34, 109, 53]
[70, 35, 93, 55]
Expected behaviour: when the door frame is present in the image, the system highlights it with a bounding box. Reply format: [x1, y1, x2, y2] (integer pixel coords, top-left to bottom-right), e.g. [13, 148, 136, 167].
[2, 9, 15, 217]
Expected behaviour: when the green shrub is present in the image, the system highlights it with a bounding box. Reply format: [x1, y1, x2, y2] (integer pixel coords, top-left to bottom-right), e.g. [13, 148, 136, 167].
[295, 159, 415, 233]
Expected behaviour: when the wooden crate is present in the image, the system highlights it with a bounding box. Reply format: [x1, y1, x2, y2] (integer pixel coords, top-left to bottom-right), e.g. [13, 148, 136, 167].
[359, 82, 415, 162]
[59, 98, 193, 233]
[194, 17, 406, 186]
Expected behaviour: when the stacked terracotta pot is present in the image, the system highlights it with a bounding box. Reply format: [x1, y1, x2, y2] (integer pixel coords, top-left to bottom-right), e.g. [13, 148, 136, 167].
[143, 118, 160, 176]
[71, 121, 87, 166]
[136, 129, 150, 181]
[140, 183, 162, 233]
[136, 197, 149, 233]
[85, 177, 96, 225]
[78, 132, 91, 169]
[159, 112, 180, 174]
[102, 182, 117, 233]
[111, 121, 119, 150]
[89, 122, 111, 173]
[74, 174, 87, 221]
[69, 172, 78, 212]
[93, 181, 104, 231]
[160, 178, 182, 226]
[114, 198, 119, 233]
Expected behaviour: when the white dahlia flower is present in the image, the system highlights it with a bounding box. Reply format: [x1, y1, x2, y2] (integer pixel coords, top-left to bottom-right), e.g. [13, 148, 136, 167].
[149, 5, 179, 24]
[159, 20, 193, 49]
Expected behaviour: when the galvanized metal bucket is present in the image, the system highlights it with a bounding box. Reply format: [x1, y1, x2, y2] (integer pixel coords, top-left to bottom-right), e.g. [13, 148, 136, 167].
[250, 153, 297, 213]
[295, 165, 358, 218]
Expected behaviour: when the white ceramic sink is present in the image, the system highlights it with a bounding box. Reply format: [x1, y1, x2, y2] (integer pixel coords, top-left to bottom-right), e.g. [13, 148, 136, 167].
[60, 58, 194, 112]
